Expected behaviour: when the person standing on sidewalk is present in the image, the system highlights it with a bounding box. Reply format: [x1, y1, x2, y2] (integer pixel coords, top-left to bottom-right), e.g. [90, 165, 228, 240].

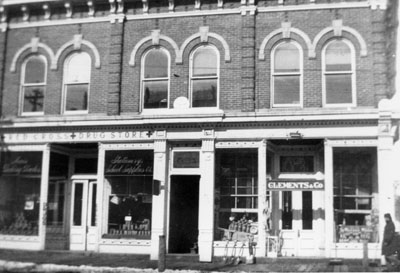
[382, 213, 399, 271]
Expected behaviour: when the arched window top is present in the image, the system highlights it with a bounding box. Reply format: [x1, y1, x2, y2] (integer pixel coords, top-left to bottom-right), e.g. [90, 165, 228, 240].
[143, 47, 169, 79]
[324, 40, 352, 71]
[64, 52, 91, 83]
[191, 45, 218, 77]
[273, 42, 301, 73]
[23, 55, 47, 84]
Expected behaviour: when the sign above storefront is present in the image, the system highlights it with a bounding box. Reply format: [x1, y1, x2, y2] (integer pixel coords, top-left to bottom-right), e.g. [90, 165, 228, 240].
[173, 151, 200, 169]
[1, 151, 42, 176]
[267, 180, 324, 191]
[2, 130, 154, 144]
[104, 150, 153, 176]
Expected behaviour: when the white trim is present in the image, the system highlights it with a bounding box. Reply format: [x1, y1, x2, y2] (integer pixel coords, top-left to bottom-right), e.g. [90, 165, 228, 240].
[19, 54, 47, 116]
[140, 47, 171, 111]
[259, 24, 313, 60]
[129, 32, 179, 67]
[322, 39, 357, 107]
[271, 40, 303, 108]
[313, 24, 368, 58]
[179, 28, 231, 64]
[189, 44, 220, 109]
[257, 2, 369, 13]
[61, 52, 91, 115]
[10, 37, 55, 73]
[52, 35, 101, 70]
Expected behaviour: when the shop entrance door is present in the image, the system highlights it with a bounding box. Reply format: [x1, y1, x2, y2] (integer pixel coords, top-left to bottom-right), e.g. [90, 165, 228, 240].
[280, 191, 315, 256]
[70, 179, 97, 251]
[168, 175, 200, 253]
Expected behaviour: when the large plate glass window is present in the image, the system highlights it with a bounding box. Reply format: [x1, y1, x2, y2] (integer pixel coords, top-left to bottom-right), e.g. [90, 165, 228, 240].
[323, 40, 355, 106]
[214, 149, 258, 240]
[190, 45, 219, 108]
[142, 47, 170, 109]
[63, 52, 91, 114]
[271, 41, 302, 107]
[20, 55, 47, 115]
[0, 152, 43, 236]
[103, 150, 154, 240]
[333, 147, 378, 243]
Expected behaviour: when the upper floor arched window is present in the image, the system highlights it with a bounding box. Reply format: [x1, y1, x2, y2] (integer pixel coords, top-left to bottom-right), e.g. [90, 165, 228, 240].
[62, 52, 91, 114]
[20, 55, 47, 115]
[322, 39, 355, 106]
[141, 47, 170, 109]
[271, 41, 303, 107]
[190, 45, 219, 108]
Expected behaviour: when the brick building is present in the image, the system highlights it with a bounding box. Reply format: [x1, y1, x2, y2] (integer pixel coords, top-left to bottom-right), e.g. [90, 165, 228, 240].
[0, 0, 398, 261]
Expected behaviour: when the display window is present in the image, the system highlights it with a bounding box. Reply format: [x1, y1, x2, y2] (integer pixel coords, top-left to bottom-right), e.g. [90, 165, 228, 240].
[333, 147, 378, 243]
[0, 152, 42, 236]
[103, 150, 153, 240]
[214, 149, 258, 240]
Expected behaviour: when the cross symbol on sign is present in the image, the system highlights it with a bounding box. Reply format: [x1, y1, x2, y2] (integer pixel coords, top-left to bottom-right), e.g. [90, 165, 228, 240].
[70, 132, 76, 139]
[146, 131, 153, 138]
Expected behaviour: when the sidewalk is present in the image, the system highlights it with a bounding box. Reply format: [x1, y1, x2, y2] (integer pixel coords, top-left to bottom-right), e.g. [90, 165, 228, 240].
[0, 249, 384, 272]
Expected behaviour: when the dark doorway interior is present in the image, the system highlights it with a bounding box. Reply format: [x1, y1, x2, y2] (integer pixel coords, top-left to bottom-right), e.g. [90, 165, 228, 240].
[169, 175, 200, 253]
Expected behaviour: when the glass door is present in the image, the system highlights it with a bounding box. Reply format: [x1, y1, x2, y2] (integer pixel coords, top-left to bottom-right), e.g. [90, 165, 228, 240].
[70, 180, 97, 251]
[280, 191, 315, 256]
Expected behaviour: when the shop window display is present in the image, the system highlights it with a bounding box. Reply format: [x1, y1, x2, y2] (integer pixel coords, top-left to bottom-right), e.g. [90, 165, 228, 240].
[333, 147, 378, 243]
[0, 152, 42, 236]
[214, 149, 258, 240]
[103, 150, 153, 240]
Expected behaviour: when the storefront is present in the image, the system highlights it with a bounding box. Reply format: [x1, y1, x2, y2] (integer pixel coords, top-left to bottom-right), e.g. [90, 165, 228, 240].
[0, 122, 388, 260]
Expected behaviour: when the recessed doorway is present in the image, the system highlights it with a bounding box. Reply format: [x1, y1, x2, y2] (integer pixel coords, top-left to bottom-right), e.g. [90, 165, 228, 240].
[168, 175, 200, 253]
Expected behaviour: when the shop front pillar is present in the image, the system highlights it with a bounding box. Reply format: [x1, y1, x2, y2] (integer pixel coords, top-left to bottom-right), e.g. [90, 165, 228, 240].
[199, 133, 215, 262]
[377, 111, 395, 240]
[150, 136, 168, 260]
[257, 139, 267, 257]
[96, 144, 106, 252]
[323, 140, 334, 258]
[39, 144, 50, 250]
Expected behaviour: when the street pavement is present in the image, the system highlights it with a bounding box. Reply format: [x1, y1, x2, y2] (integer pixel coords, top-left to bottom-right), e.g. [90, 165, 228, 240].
[0, 249, 386, 272]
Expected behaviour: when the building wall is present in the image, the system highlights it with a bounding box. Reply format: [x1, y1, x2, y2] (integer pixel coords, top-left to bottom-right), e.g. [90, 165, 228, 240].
[0, 1, 391, 118]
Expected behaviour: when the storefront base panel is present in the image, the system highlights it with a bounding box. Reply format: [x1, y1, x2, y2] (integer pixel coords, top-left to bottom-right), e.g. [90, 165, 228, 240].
[331, 243, 381, 259]
[98, 240, 151, 254]
[0, 236, 42, 250]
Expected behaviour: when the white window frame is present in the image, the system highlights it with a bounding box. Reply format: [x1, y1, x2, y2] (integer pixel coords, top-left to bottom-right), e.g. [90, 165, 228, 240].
[322, 39, 356, 107]
[271, 40, 303, 108]
[189, 44, 220, 109]
[19, 55, 47, 116]
[140, 47, 171, 111]
[62, 52, 91, 115]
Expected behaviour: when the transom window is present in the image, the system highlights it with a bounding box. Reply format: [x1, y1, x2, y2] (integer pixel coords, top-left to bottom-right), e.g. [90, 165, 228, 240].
[190, 45, 219, 108]
[20, 55, 47, 115]
[63, 52, 91, 114]
[323, 40, 356, 106]
[271, 41, 302, 107]
[141, 47, 170, 109]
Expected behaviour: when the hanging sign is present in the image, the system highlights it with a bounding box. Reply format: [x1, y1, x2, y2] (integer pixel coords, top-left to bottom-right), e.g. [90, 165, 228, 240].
[104, 150, 153, 176]
[1, 152, 42, 176]
[267, 180, 324, 191]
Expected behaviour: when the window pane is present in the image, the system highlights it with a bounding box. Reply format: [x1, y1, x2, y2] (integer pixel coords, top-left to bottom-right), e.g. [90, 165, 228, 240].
[192, 79, 217, 107]
[325, 74, 352, 104]
[23, 86, 44, 112]
[66, 53, 91, 83]
[193, 47, 217, 76]
[325, 41, 351, 71]
[144, 49, 169, 78]
[302, 191, 313, 230]
[274, 43, 300, 73]
[73, 183, 83, 226]
[25, 57, 46, 83]
[91, 184, 97, 227]
[65, 84, 88, 111]
[280, 156, 314, 173]
[273, 75, 300, 104]
[282, 191, 292, 230]
[143, 80, 168, 109]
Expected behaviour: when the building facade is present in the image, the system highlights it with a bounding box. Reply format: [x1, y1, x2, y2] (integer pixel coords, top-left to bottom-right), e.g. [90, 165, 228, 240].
[0, 0, 398, 262]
